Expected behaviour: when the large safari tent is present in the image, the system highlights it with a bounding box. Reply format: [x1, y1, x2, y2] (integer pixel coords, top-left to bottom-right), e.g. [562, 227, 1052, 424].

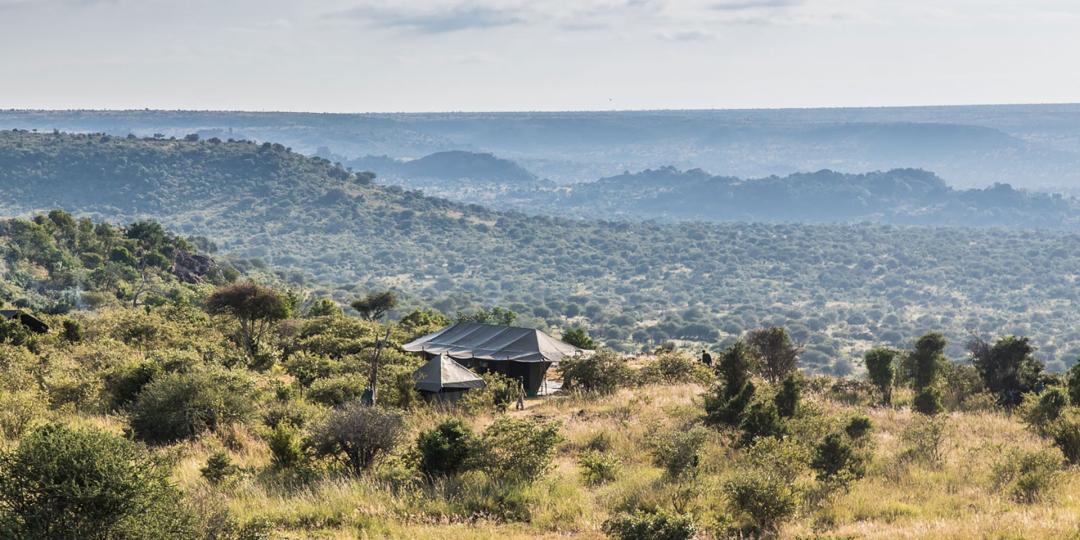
[403, 322, 588, 396]
[413, 353, 486, 402]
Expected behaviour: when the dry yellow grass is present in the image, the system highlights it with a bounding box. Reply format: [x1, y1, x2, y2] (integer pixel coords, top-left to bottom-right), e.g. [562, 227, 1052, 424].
[116, 383, 1080, 539]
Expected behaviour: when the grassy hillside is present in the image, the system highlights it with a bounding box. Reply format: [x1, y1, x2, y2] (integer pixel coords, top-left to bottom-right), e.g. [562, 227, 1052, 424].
[3, 131, 1080, 371]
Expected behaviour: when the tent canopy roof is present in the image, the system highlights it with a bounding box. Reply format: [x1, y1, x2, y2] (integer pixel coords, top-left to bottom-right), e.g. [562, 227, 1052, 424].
[414, 353, 486, 393]
[403, 322, 588, 363]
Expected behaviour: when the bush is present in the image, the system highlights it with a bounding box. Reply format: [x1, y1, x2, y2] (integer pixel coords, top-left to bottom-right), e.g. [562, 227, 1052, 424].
[912, 387, 944, 415]
[459, 372, 517, 413]
[992, 447, 1063, 503]
[811, 432, 866, 485]
[704, 380, 755, 427]
[307, 374, 366, 407]
[417, 418, 476, 477]
[559, 349, 631, 395]
[267, 422, 305, 469]
[723, 467, 800, 534]
[479, 417, 562, 483]
[1022, 388, 1068, 435]
[310, 403, 404, 474]
[898, 415, 948, 466]
[0, 424, 195, 538]
[774, 372, 802, 418]
[579, 450, 620, 486]
[0, 390, 47, 439]
[638, 352, 713, 385]
[1049, 410, 1080, 465]
[201, 450, 238, 485]
[103, 360, 162, 410]
[738, 401, 788, 446]
[602, 509, 696, 540]
[651, 426, 708, 479]
[129, 369, 255, 444]
[844, 415, 872, 440]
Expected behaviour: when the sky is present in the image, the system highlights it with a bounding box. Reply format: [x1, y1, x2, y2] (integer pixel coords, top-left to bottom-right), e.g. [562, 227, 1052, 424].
[1, 0, 1078, 112]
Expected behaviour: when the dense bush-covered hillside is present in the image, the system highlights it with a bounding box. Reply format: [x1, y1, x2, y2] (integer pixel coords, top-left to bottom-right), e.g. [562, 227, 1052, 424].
[464, 167, 1080, 228]
[3, 131, 1080, 370]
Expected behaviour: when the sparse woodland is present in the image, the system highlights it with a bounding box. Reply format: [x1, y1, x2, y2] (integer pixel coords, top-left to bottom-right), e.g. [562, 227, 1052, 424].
[3, 211, 1080, 538]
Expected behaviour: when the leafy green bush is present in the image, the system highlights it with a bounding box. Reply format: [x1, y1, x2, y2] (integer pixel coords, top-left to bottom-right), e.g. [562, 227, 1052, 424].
[844, 415, 872, 439]
[267, 422, 305, 469]
[1049, 410, 1080, 465]
[460, 372, 517, 413]
[898, 415, 948, 467]
[739, 400, 788, 446]
[579, 450, 620, 486]
[201, 450, 238, 485]
[651, 426, 708, 479]
[129, 369, 256, 444]
[0, 423, 195, 538]
[638, 352, 713, 385]
[103, 360, 162, 410]
[478, 417, 562, 483]
[811, 432, 866, 485]
[559, 349, 632, 395]
[723, 467, 800, 534]
[602, 509, 696, 540]
[310, 403, 404, 474]
[417, 418, 476, 477]
[0, 390, 47, 439]
[992, 447, 1063, 503]
[774, 372, 802, 418]
[1022, 387, 1068, 435]
[912, 387, 944, 416]
[704, 380, 755, 427]
[307, 374, 366, 407]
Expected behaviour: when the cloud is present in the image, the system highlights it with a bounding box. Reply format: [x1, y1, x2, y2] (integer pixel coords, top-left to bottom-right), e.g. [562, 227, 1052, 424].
[654, 28, 714, 41]
[333, 2, 526, 33]
[709, 0, 801, 11]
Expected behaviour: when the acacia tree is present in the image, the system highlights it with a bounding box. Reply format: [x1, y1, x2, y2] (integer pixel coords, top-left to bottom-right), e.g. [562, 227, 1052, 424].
[745, 326, 802, 383]
[968, 335, 1044, 407]
[351, 291, 398, 321]
[864, 347, 898, 405]
[206, 282, 291, 356]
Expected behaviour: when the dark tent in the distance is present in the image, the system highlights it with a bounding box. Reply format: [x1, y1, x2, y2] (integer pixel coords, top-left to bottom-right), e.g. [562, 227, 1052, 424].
[403, 322, 588, 397]
[413, 353, 486, 402]
[0, 309, 49, 334]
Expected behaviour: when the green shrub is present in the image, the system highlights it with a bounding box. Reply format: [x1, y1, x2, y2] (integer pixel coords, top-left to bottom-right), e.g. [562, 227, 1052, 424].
[559, 349, 632, 395]
[651, 426, 708, 479]
[61, 320, 83, 343]
[104, 360, 162, 410]
[1022, 388, 1068, 435]
[307, 374, 366, 407]
[638, 352, 713, 385]
[0, 390, 47, 439]
[704, 380, 755, 427]
[579, 450, 620, 486]
[310, 403, 404, 474]
[450, 471, 532, 522]
[129, 369, 255, 444]
[479, 417, 562, 483]
[844, 415, 872, 440]
[739, 400, 788, 446]
[992, 447, 1063, 503]
[602, 509, 696, 540]
[0, 423, 195, 538]
[460, 372, 517, 413]
[417, 418, 476, 477]
[912, 387, 944, 415]
[267, 422, 305, 469]
[774, 372, 802, 418]
[898, 415, 948, 467]
[811, 432, 866, 485]
[201, 450, 238, 485]
[723, 467, 800, 534]
[1049, 411, 1080, 465]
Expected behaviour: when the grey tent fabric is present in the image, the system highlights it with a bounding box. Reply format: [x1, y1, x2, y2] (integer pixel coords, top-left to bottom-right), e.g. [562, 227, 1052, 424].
[403, 322, 587, 363]
[414, 353, 486, 393]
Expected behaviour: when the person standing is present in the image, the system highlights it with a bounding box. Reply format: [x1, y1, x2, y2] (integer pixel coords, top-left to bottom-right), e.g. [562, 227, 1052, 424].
[701, 349, 713, 367]
[516, 379, 527, 410]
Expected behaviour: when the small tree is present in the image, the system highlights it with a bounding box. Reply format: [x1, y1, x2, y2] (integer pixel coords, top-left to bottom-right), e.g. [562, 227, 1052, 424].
[478, 417, 561, 483]
[910, 333, 946, 415]
[206, 282, 291, 356]
[717, 341, 755, 397]
[558, 349, 631, 395]
[560, 327, 596, 350]
[129, 370, 255, 444]
[864, 347, 898, 405]
[310, 403, 404, 474]
[745, 327, 802, 383]
[1068, 362, 1080, 406]
[0, 424, 195, 538]
[417, 418, 477, 477]
[811, 432, 866, 485]
[739, 401, 788, 446]
[723, 467, 800, 534]
[969, 335, 1044, 407]
[774, 372, 802, 418]
[350, 291, 398, 321]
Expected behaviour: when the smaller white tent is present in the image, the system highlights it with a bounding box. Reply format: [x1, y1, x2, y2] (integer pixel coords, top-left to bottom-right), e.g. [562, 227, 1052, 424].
[414, 353, 486, 401]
